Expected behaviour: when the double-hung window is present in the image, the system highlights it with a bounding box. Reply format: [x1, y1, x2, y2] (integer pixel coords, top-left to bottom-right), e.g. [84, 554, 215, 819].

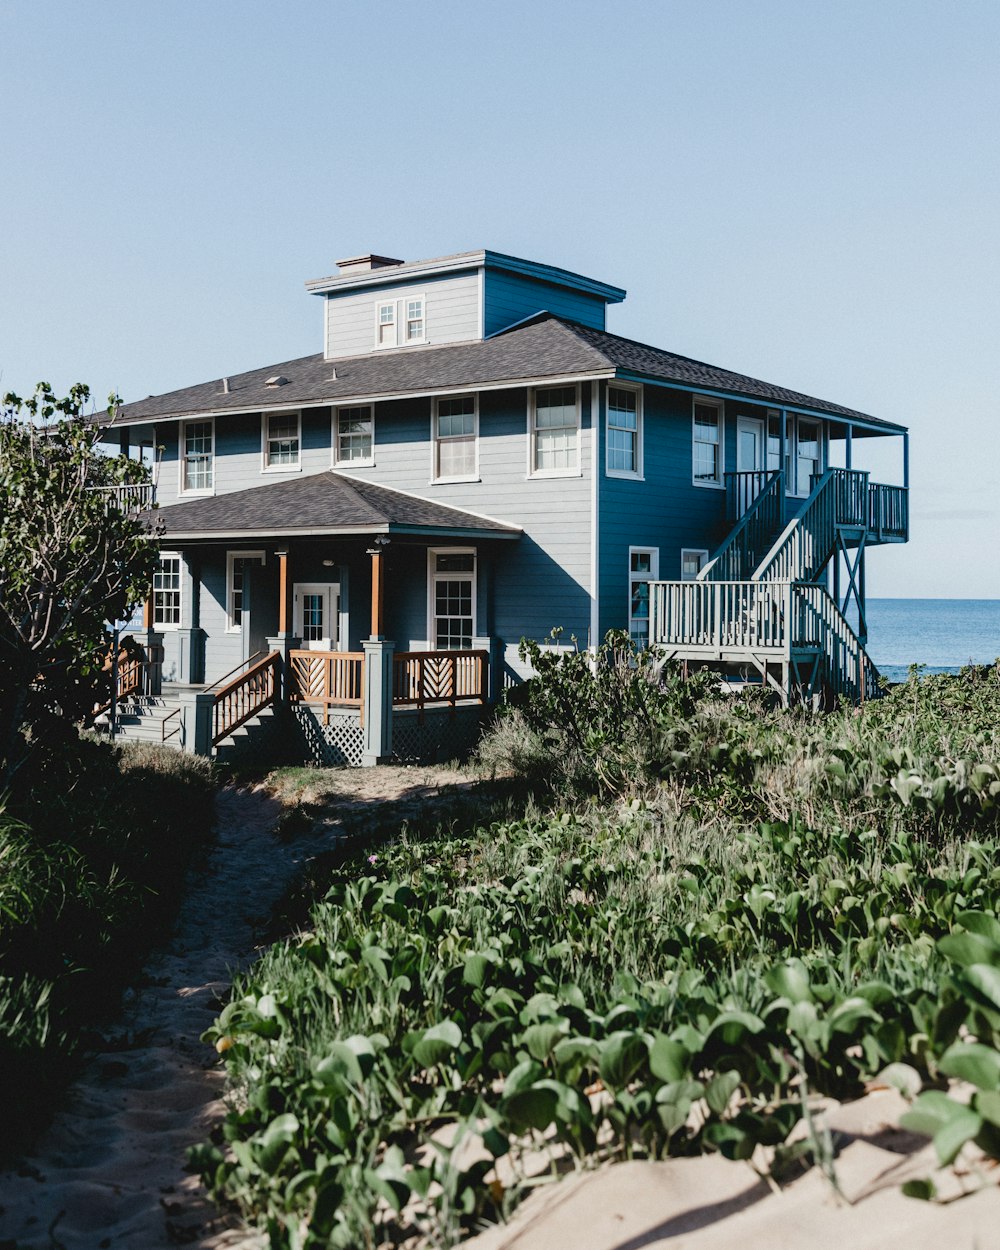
[607, 384, 642, 477]
[262, 411, 300, 471]
[692, 399, 723, 486]
[153, 553, 182, 628]
[628, 547, 659, 645]
[181, 419, 213, 493]
[374, 294, 425, 347]
[428, 549, 476, 649]
[433, 395, 477, 480]
[530, 385, 579, 475]
[334, 405, 374, 465]
[376, 301, 396, 347]
[796, 419, 821, 495]
[405, 297, 425, 343]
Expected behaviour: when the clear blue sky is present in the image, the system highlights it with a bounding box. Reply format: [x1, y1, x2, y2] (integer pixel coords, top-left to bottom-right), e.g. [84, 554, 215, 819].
[2, 0, 997, 597]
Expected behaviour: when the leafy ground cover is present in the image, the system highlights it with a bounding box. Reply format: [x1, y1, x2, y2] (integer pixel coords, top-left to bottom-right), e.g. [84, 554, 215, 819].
[196, 654, 1000, 1248]
[0, 735, 214, 1149]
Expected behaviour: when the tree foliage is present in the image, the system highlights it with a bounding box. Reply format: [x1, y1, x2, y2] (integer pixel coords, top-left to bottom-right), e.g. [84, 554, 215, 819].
[0, 383, 157, 780]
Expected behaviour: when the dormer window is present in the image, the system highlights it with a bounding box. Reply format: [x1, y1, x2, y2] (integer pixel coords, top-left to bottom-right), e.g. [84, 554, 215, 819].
[405, 297, 425, 343]
[376, 302, 396, 347]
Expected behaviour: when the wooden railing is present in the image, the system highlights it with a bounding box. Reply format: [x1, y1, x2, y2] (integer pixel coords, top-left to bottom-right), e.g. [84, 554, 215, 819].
[651, 580, 791, 652]
[288, 650, 365, 725]
[212, 650, 279, 745]
[94, 645, 145, 716]
[393, 650, 488, 712]
[726, 469, 773, 521]
[650, 578, 882, 703]
[88, 483, 156, 511]
[701, 471, 785, 582]
[868, 483, 908, 541]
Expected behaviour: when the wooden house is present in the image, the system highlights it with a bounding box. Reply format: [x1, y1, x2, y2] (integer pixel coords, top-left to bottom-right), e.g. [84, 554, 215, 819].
[98, 249, 909, 762]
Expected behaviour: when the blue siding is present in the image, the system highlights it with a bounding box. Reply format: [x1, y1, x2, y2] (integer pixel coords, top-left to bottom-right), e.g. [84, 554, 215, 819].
[484, 271, 607, 335]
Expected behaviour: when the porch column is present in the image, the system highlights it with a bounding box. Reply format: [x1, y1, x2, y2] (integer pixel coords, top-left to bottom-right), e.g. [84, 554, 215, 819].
[269, 549, 295, 704]
[845, 424, 853, 470]
[175, 553, 205, 684]
[362, 538, 394, 765]
[779, 410, 788, 521]
[141, 593, 163, 698]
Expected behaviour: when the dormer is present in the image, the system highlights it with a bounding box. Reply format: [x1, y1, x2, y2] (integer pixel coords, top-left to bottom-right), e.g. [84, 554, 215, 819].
[305, 249, 627, 361]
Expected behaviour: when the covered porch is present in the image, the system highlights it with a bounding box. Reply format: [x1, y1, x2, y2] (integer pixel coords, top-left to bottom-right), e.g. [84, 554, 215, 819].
[132, 471, 520, 764]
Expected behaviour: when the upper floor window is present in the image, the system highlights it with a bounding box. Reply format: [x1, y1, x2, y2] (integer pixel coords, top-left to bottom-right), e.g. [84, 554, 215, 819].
[262, 411, 300, 471]
[796, 419, 822, 495]
[692, 399, 723, 487]
[334, 405, 374, 465]
[376, 301, 396, 347]
[680, 548, 708, 580]
[374, 294, 425, 348]
[153, 553, 182, 628]
[607, 384, 642, 477]
[181, 419, 213, 493]
[405, 297, 425, 343]
[530, 385, 579, 476]
[433, 395, 478, 481]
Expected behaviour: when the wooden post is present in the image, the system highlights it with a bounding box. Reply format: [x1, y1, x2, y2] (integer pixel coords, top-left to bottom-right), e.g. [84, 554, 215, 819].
[370, 548, 384, 639]
[143, 593, 153, 630]
[845, 423, 853, 470]
[276, 550, 290, 635]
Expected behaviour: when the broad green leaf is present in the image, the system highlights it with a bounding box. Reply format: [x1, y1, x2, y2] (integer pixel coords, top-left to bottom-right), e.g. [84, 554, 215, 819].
[964, 963, 1000, 1011]
[260, 1113, 299, 1147]
[974, 1089, 1000, 1128]
[901, 1178, 937, 1201]
[938, 1042, 1000, 1091]
[705, 1010, 765, 1044]
[649, 1035, 690, 1083]
[705, 1069, 741, 1115]
[598, 1031, 647, 1088]
[938, 932, 1000, 968]
[523, 1020, 569, 1062]
[463, 953, 493, 987]
[933, 1105, 982, 1165]
[503, 1059, 543, 1097]
[764, 959, 813, 1004]
[901, 1090, 968, 1139]
[877, 1062, 922, 1098]
[826, 996, 882, 1035]
[502, 1085, 559, 1133]
[412, 1020, 463, 1068]
[955, 911, 1000, 945]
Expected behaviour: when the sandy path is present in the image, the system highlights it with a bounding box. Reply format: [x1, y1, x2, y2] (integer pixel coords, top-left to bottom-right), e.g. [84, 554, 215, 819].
[0, 784, 335, 1250]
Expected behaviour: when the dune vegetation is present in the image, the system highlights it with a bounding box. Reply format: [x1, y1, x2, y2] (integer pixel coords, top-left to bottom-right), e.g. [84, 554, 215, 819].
[195, 641, 1000, 1248]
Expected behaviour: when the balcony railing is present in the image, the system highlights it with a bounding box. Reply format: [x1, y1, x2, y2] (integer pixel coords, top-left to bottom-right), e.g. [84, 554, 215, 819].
[393, 650, 489, 714]
[88, 482, 156, 511]
[289, 650, 365, 725]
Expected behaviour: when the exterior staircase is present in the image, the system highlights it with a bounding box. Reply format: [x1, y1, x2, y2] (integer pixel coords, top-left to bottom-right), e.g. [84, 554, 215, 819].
[651, 467, 908, 706]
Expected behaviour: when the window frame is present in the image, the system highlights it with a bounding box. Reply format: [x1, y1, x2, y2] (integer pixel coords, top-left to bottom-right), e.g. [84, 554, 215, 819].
[260, 410, 302, 473]
[628, 546, 659, 646]
[606, 382, 643, 479]
[527, 383, 582, 479]
[332, 403, 375, 467]
[426, 547, 477, 650]
[794, 417, 823, 497]
[179, 418, 214, 496]
[403, 294, 426, 345]
[692, 397, 724, 489]
[431, 393, 479, 483]
[152, 552, 182, 630]
[225, 550, 266, 633]
[680, 548, 709, 581]
[374, 300, 397, 349]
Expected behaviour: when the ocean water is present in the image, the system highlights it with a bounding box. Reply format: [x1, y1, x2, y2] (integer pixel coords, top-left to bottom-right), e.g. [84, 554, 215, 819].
[865, 599, 1000, 683]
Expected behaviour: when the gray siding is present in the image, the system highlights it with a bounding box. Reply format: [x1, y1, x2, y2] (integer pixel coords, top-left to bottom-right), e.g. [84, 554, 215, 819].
[325, 271, 480, 359]
[484, 271, 607, 335]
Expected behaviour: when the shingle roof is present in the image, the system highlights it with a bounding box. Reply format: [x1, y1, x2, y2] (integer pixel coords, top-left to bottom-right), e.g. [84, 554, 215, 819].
[150, 471, 522, 541]
[109, 314, 904, 433]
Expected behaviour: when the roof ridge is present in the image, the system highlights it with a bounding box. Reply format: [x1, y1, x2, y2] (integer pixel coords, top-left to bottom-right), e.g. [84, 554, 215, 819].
[334, 472, 520, 532]
[325, 470, 391, 525]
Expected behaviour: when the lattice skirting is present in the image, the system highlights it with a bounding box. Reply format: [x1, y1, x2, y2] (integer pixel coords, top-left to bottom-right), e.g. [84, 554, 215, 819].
[392, 706, 484, 764]
[292, 705, 365, 767]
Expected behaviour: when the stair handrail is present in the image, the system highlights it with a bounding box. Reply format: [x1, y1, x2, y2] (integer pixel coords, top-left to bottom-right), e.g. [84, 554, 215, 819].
[752, 468, 869, 584]
[791, 583, 882, 702]
[204, 650, 267, 694]
[212, 650, 280, 746]
[698, 470, 785, 582]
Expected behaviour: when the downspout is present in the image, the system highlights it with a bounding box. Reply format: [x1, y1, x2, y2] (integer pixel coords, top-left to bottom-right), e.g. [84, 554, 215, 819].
[590, 380, 601, 654]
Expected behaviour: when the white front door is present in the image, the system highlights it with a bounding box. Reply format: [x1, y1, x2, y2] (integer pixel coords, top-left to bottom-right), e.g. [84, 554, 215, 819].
[293, 583, 340, 651]
[735, 417, 766, 512]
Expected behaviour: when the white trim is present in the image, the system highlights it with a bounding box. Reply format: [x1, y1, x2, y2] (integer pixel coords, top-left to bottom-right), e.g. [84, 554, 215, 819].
[680, 548, 709, 581]
[116, 370, 618, 428]
[401, 292, 427, 346]
[431, 393, 479, 483]
[527, 382, 582, 479]
[373, 298, 397, 350]
[260, 409, 302, 473]
[332, 402, 375, 467]
[793, 415, 823, 497]
[605, 381, 643, 479]
[692, 396, 724, 489]
[225, 549, 266, 633]
[628, 546, 659, 645]
[152, 551, 183, 630]
[427, 547, 477, 650]
[179, 417, 215, 496]
[590, 381, 600, 652]
[477, 266, 485, 340]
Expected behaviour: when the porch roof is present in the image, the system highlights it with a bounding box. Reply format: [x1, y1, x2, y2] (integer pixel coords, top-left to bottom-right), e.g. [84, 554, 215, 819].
[147, 471, 522, 543]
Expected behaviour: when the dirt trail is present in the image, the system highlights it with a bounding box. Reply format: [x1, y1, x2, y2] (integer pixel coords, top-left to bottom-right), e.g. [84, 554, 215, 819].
[0, 784, 326, 1249]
